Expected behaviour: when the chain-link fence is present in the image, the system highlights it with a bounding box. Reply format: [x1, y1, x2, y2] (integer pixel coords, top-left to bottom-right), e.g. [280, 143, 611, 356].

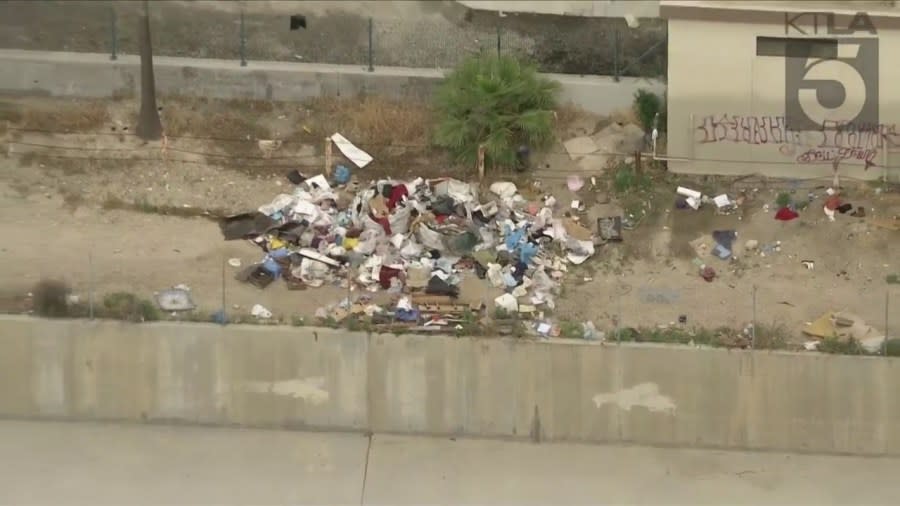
[0, 0, 667, 79]
[9, 245, 898, 356]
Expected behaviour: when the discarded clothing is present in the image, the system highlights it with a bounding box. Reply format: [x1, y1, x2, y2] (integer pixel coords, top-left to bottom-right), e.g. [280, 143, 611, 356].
[774, 207, 799, 221]
[286, 170, 306, 185]
[378, 265, 403, 289]
[387, 184, 409, 210]
[219, 213, 277, 240]
[712, 230, 737, 250]
[425, 276, 459, 297]
[837, 203, 853, 214]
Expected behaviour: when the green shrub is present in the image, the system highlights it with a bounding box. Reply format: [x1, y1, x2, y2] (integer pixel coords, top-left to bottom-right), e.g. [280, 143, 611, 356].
[434, 55, 559, 168]
[613, 162, 652, 194]
[775, 192, 792, 208]
[102, 292, 160, 322]
[633, 89, 665, 133]
[885, 339, 900, 356]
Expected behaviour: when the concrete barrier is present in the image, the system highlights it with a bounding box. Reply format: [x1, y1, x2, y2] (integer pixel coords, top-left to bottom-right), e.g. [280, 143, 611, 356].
[2, 316, 898, 455]
[0, 49, 664, 116]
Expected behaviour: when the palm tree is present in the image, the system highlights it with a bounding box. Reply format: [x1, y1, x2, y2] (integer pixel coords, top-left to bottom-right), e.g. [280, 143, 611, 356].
[135, 0, 162, 140]
[434, 55, 559, 170]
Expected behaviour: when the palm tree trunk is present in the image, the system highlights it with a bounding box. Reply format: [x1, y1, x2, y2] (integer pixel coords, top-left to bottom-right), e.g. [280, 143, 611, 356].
[135, 0, 162, 140]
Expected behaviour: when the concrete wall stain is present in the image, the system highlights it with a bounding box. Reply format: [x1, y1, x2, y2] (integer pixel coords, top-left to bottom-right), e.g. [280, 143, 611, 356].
[592, 383, 676, 415]
[240, 377, 330, 405]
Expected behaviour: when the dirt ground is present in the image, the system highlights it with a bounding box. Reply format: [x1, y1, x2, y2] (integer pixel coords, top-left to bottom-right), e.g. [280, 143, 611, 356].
[1, 95, 898, 343]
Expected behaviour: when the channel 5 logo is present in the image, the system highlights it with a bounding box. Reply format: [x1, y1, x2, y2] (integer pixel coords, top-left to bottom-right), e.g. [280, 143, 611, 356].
[784, 11, 878, 131]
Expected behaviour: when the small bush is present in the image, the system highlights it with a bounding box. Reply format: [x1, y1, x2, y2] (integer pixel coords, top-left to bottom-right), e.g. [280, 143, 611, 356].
[102, 292, 160, 322]
[752, 322, 789, 350]
[434, 55, 559, 168]
[613, 162, 652, 194]
[885, 339, 900, 357]
[818, 337, 866, 355]
[633, 89, 665, 133]
[32, 280, 71, 318]
[775, 192, 792, 208]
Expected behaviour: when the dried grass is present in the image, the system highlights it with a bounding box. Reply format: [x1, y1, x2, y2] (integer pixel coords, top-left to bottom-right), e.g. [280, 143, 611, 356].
[18, 100, 110, 132]
[303, 95, 433, 149]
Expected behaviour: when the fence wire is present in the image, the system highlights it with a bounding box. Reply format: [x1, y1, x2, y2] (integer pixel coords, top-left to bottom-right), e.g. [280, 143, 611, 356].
[0, 0, 667, 79]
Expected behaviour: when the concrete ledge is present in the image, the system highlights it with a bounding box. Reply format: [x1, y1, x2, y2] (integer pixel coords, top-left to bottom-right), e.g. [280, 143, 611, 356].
[2, 315, 899, 456]
[0, 49, 664, 116]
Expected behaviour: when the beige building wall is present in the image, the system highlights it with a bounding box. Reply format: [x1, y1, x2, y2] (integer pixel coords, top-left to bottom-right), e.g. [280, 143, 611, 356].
[665, 5, 900, 181]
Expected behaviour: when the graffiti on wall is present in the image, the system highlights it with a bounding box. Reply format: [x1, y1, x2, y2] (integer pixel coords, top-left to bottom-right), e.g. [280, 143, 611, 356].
[695, 114, 898, 165]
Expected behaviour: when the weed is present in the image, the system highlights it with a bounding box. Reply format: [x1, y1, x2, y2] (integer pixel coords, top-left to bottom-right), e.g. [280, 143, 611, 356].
[102, 292, 160, 322]
[320, 316, 339, 329]
[345, 315, 372, 332]
[18, 100, 110, 132]
[818, 337, 866, 355]
[291, 315, 306, 327]
[751, 322, 789, 350]
[886, 274, 900, 285]
[32, 280, 71, 318]
[612, 162, 652, 194]
[558, 320, 583, 339]
[885, 339, 900, 357]
[775, 192, 792, 208]
[633, 89, 665, 133]
[493, 307, 510, 319]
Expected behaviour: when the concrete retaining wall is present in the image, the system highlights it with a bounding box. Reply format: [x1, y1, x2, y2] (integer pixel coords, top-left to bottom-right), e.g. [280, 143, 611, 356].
[0, 49, 664, 116]
[2, 316, 899, 455]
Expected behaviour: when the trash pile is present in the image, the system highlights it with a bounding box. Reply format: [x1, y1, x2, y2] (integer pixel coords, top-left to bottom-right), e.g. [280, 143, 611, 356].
[220, 170, 602, 332]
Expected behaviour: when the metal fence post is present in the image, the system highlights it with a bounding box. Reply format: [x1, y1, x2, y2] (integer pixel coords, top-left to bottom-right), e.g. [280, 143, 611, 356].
[612, 26, 620, 81]
[88, 250, 95, 319]
[367, 17, 374, 72]
[220, 255, 227, 326]
[109, 6, 117, 61]
[240, 10, 247, 67]
[884, 290, 891, 356]
[751, 284, 758, 348]
[496, 24, 501, 58]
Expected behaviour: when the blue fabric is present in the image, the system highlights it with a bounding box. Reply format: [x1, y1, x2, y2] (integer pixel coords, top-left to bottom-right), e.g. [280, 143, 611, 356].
[262, 257, 282, 277]
[395, 309, 420, 322]
[333, 164, 351, 184]
[519, 242, 538, 264]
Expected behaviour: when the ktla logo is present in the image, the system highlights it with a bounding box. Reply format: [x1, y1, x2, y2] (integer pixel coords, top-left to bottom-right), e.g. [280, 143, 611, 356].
[784, 12, 878, 131]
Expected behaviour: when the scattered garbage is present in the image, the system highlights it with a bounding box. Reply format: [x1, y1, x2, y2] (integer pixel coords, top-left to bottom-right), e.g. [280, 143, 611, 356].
[228, 258, 242, 268]
[330, 133, 373, 168]
[251, 304, 273, 319]
[803, 311, 885, 353]
[156, 287, 195, 312]
[711, 230, 737, 260]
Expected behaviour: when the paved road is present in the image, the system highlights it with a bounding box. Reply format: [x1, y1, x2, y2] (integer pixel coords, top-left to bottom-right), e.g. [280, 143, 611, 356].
[1, 420, 899, 505]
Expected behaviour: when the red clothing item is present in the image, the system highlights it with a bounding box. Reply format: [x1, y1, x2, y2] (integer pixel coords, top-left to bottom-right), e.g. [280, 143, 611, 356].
[378, 265, 403, 289]
[387, 184, 409, 210]
[774, 207, 799, 221]
[825, 195, 842, 210]
[369, 212, 392, 235]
